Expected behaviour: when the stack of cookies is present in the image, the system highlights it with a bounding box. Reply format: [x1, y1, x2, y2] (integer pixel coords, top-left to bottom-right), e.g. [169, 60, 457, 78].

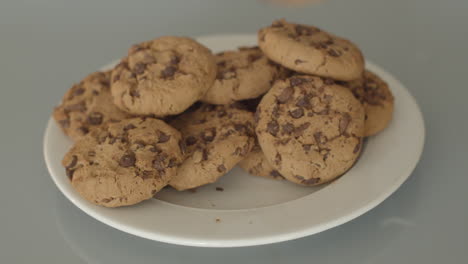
[53, 19, 394, 208]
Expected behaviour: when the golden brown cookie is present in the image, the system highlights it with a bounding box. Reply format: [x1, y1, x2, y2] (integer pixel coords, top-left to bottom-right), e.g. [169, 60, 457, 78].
[53, 71, 132, 141]
[62, 117, 184, 207]
[201, 47, 279, 105]
[255, 75, 365, 186]
[258, 19, 364, 81]
[169, 104, 256, 191]
[111, 36, 217, 116]
[347, 70, 394, 136]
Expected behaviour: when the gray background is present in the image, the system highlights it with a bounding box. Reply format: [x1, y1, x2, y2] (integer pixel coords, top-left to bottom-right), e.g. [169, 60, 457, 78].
[1, 0, 467, 263]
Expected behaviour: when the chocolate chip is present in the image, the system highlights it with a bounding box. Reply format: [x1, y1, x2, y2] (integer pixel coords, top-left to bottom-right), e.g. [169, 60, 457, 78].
[289, 108, 305, 119]
[149, 146, 161, 153]
[270, 170, 283, 178]
[233, 147, 243, 156]
[66, 155, 78, 169]
[59, 119, 70, 128]
[66, 169, 75, 179]
[216, 187, 224, 191]
[267, 120, 279, 136]
[234, 124, 247, 132]
[169, 56, 180, 65]
[161, 66, 177, 78]
[296, 95, 311, 109]
[217, 164, 227, 173]
[87, 112, 103, 125]
[282, 123, 294, 134]
[141, 171, 153, 179]
[78, 126, 89, 135]
[217, 109, 227, 117]
[201, 128, 216, 142]
[133, 63, 146, 75]
[119, 152, 136, 167]
[202, 148, 209, 161]
[272, 105, 280, 119]
[129, 89, 140, 97]
[185, 136, 197, 146]
[168, 158, 178, 168]
[152, 154, 167, 170]
[217, 60, 226, 67]
[275, 153, 282, 165]
[339, 113, 351, 134]
[294, 59, 306, 64]
[113, 74, 120, 82]
[248, 54, 262, 62]
[328, 49, 342, 57]
[158, 131, 171, 143]
[300, 177, 320, 185]
[290, 77, 306, 87]
[294, 122, 311, 137]
[123, 124, 136, 131]
[353, 140, 362, 154]
[277, 87, 293, 103]
[295, 25, 315, 35]
[73, 87, 85, 96]
[314, 132, 323, 144]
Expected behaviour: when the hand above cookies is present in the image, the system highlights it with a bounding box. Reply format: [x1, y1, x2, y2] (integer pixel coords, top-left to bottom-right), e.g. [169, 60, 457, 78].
[53, 19, 394, 207]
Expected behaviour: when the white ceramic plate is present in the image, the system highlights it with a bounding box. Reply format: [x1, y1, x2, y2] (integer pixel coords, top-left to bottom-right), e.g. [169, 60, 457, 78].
[44, 34, 425, 247]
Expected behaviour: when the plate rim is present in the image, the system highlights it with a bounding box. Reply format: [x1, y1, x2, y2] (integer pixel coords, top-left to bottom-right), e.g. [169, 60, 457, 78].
[43, 33, 425, 247]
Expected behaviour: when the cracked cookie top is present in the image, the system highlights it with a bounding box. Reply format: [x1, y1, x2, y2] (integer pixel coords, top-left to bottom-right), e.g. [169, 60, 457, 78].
[53, 71, 132, 141]
[62, 117, 184, 207]
[201, 46, 280, 105]
[255, 75, 365, 186]
[169, 104, 256, 191]
[258, 19, 364, 81]
[111, 36, 217, 116]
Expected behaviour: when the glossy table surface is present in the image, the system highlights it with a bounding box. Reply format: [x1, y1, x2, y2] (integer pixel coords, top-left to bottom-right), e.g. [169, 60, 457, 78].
[1, 0, 467, 263]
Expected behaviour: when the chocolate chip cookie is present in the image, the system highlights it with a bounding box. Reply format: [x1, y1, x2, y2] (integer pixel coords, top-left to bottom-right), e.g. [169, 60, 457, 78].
[62, 117, 184, 207]
[53, 71, 132, 141]
[238, 143, 284, 180]
[347, 70, 394, 136]
[255, 75, 365, 186]
[111, 36, 217, 116]
[169, 104, 256, 191]
[201, 46, 279, 105]
[258, 19, 364, 81]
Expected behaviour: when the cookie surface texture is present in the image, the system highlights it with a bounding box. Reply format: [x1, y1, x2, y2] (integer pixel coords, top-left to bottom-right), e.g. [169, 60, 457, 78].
[53, 71, 132, 141]
[62, 117, 184, 207]
[202, 46, 279, 105]
[255, 75, 365, 186]
[169, 104, 256, 191]
[111, 36, 217, 116]
[238, 143, 285, 180]
[258, 19, 364, 81]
